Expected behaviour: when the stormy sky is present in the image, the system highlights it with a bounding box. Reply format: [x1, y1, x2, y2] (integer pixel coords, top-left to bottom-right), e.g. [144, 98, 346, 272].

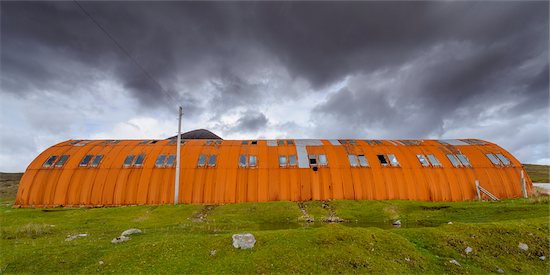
[1, 1, 548, 172]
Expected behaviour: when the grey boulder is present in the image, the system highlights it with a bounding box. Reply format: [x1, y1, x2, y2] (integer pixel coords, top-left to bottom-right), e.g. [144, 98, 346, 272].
[232, 233, 256, 249]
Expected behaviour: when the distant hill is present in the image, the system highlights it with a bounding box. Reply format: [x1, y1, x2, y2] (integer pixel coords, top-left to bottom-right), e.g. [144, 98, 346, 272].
[524, 164, 549, 183]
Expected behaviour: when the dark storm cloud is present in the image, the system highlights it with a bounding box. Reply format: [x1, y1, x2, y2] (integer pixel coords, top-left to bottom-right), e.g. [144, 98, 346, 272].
[0, 0, 548, 169]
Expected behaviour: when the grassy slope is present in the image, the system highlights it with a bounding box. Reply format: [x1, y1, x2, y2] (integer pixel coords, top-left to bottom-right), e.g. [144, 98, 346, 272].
[524, 164, 550, 183]
[0, 170, 549, 273]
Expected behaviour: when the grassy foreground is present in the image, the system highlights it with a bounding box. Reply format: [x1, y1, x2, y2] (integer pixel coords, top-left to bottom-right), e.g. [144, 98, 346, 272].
[1, 198, 549, 274]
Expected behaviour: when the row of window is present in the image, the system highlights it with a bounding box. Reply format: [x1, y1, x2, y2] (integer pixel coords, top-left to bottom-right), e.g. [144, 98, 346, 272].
[42, 151, 512, 169]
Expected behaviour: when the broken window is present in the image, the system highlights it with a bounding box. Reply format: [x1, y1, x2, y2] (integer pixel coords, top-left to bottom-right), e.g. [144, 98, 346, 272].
[348, 155, 359, 167]
[197, 154, 207, 167]
[208, 155, 217, 167]
[287, 140, 295, 145]
[447, 154, 462, 167]
[239, 155, 247, 167]
[427, 154, 442, 167]
[90, 155, 103, 167]
[289, 155, 297, 166]
[456, 154, 471, 167]
[377, 154, 388, 165]
[123, 155, 135, 168]
[309, 154, 317, 166]
[277, 140, 285, 146]
[319, 154, 328, 166]
[251, 140, 258, 145]
[495, 154, 511, 165]
[358, 155, 369, 167]
[134, 154, 145, 167]
[417, 154, 430, 167]
[388, 154, 399, 167]
[249, 155, 257, 167]
[155, 155, 167, 168]
[165, 155, 176, 167]
[55, 155, 69, 168]
[80, 155, 93, 167]
[279, 155, 287, 167]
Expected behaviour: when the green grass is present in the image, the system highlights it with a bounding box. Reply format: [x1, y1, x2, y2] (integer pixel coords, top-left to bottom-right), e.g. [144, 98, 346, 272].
[0, 171, 549, 273]
[524, 164, 550, 183]
[1, 198, 549, 274]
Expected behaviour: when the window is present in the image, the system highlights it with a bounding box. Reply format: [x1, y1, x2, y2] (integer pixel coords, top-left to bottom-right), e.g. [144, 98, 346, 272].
[348, 155, 359, 167]
[279, 155, 287, 167]
[277, 140, 285, 146]
[55, 155, 69, 167]
[239, 155, 247, 167]
[249, 155, 257, 167]
[319, 154, 328, 166]
[134, 154, 145, 167]
[287, 140, 295, 145]
[388, 154, 399, 167]
[461, 139, 486, 145]
[251, 140, 258, 145]
[165, 155, 176, 167]
[90, 155, 103, 167]
[43, 156, 58, 168]
[138, 140, 150, 145]
[486, 154, 501, 165]
[100, 140, 113, 145]
[377, 154, 388, 165]
[150, 140, 159, 144]
[80, 155, 93, 167]
[417, 154, 430, 167]
[204, 140, 213, 145]
[198, 154, 207, 167]
[289, 155, 297, 166]
[358, 155, 369, 167]
[447, 154, 461, 167]
[112, 140, 122, 145]
[495, 154, 511, 165]
[309, 154, 317, 166]
[367, 140, 383, 145]
[123, 155, 135, 167]
[241, 141, 248, 145]
[426, 154, 442, 167]
[456, 154, 471, 166]
[400, 140, 421, 146]
[155, 155, 167, 168]
[208, 155, 217, 167]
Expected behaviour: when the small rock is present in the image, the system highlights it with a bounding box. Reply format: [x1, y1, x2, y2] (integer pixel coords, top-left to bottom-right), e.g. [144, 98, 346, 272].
[209, 249, 217, 256]
[449, 259, 461, 267]
[232, 233, 256, 249]
[496, 267, 504, 273]
[393, 220, 401, 226]
[98, 261, 104, 265]
[405, 257, 411, 262]
[121, 228, 142, 236]
[111, 235, 131, 244]
[518, 242, 529, 251]
[539, 256, 546, 261]
[447, 221, 453, 225]
[465, 246, 473, 254]
[65, 233, 88, 241]
[323, 216, 345, 223]
[77, 233, 88, 237]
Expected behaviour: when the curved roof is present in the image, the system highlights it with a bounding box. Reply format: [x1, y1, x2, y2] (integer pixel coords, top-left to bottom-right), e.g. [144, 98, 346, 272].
[167, 129, 222, 140]
[14, 138, 532, 207]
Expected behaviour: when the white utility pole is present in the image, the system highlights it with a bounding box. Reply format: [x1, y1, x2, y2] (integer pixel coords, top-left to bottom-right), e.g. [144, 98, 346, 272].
[174, 106, 183, 205]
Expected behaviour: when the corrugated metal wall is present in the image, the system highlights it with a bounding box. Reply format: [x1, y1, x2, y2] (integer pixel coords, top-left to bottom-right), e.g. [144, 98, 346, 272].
[14, 139, 532, 207]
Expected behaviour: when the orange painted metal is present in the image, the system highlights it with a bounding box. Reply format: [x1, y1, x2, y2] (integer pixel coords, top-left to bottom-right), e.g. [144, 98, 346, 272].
[14, 139, 533, 207]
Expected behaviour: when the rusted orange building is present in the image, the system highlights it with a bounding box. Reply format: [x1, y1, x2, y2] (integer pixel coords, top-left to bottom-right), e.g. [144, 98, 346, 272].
[15, 130, 532, 207]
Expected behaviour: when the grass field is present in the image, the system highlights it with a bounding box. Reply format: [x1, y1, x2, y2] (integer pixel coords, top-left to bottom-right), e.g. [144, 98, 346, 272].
[524, 164, 550, 183]
[1, 169, 549, 274]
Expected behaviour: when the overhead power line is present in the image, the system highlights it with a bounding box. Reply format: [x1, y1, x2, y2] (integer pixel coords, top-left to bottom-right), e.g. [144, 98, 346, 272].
[72, 0, 177, 103]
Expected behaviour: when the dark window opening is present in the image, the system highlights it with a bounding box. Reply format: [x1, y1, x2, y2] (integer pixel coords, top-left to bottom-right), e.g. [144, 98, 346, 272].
[123, 155, 135, 167]
[309, 154, 317, 166]
[251, 140, 258, 145]
[277, 140, 285, 145]
[43, 156, 58, 168]
[134, 154, 145, 167]
[80, 155, 93, 167]
[377, 154, 388, 165]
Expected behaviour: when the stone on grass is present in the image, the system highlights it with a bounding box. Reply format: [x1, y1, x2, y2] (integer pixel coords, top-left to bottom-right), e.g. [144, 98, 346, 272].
[121, 228, 142, 236]
[99, 261, 104, 265]
[393, 220, 401, 226]
[518, 242, 529, 251]
[323, 216, 345, 223]
[449, 259, 461, 267]
[497, 267, 505, 273]
[465, 246, 473, 254]
[539, 256, 546, 261]
[210, 249, 217, 256]
[447, 221, 453, 225]
[65, 233, 88, 241]
[111, 235, 131, 244]
[232, 233, 256, 249]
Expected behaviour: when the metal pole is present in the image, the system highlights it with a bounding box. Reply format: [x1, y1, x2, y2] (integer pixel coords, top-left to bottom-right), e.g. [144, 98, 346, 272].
[174, 106, 182, 205]
[521, 170, 527, 198]
[475, 179, 481, 200]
